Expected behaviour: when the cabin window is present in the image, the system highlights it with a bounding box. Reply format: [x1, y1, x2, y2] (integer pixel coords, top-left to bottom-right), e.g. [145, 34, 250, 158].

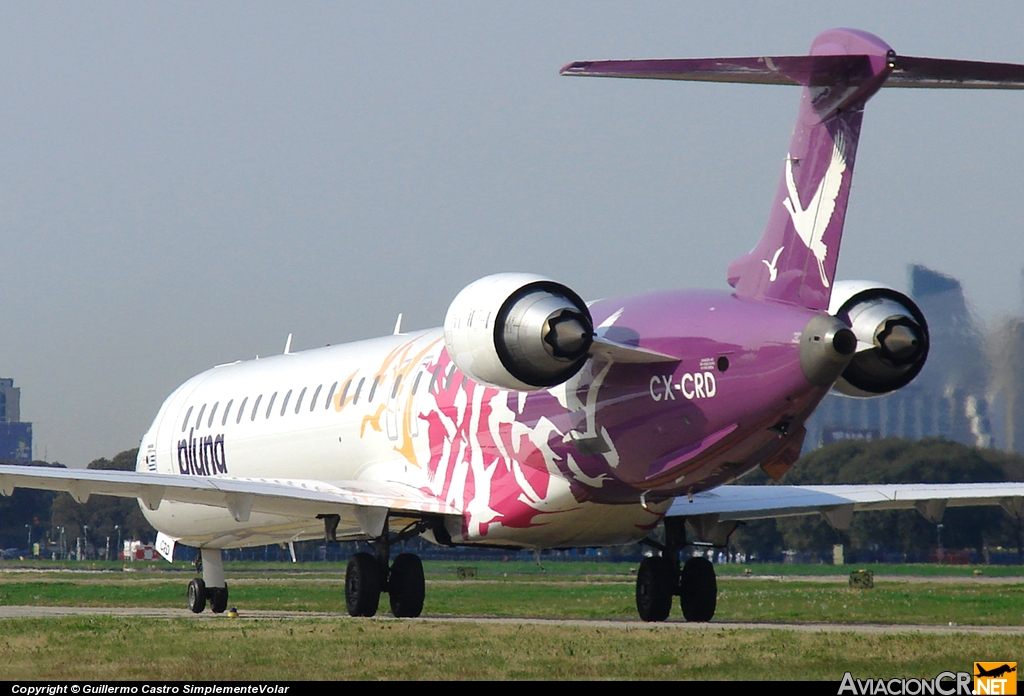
[265, 392, 278, 419]
[338, 380, 350, 407]
[295, 387, 307, 414]
[208, 402, 219, 428]
[353, 377, 365, 404]
[310, 384, 322, 412]
[428, 365, 442, 393]
[444, 365, 456, 390]
[280, 389, 292, 416]
[222, 400, 234, 427]
[411, 372, 423, 395]
[325, 381, 339, 410]
[195, 404, 207, 431]
[391, 375, 403, 399]
[181, 406, 194, 433]
[236, 397, 248, 424]
[251, 395, 263, 422]
[368, 376, 380, 402]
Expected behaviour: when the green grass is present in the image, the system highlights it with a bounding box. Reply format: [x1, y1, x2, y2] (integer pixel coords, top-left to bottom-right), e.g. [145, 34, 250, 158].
[0, 617, 1014, 680]
[715, 579, 1024, 625]
[0, 562, 1020, 679]
[0, 565, 1022, 625]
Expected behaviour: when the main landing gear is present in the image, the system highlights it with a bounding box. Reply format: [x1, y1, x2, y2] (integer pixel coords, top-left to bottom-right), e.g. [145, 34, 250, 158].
[635, 518, 718, 622]
[345, 551, 425, 618]
[345, 519, 431, 618]
[188, 548, 229, 614]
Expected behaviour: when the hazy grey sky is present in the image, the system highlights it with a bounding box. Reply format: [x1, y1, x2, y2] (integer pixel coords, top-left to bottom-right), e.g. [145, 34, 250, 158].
[2, 2, 1023, 466]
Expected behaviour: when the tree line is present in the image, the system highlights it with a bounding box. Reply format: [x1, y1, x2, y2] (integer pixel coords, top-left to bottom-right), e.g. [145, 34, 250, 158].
[729, 438, 1024, 562]
[0, 448, 154, 557]
[0, 438, 1021, 561]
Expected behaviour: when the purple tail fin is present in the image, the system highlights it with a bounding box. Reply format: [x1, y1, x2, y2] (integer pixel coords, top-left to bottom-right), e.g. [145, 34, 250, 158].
[561, 28, 1024, 310]
[727, 29, 892, 309]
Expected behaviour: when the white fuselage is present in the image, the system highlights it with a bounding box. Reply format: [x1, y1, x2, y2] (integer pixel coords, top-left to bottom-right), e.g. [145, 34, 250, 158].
[138, 329, 667, 550]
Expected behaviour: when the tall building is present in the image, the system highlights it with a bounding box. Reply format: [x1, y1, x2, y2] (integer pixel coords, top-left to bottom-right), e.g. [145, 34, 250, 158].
[989, 318, 1024, 451]
[985, 268, 1024, 454]
[805, 265, 992, 450]
[0, 378, 20, 423]
[0, 378, 32, 462]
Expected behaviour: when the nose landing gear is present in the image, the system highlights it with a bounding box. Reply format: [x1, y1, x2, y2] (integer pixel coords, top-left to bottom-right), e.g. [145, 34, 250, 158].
[187, 548, 229, 614]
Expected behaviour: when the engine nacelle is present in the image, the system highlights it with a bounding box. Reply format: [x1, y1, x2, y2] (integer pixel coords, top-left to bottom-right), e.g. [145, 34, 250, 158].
[828, 280, 929, 397]
[443, 273, 594, 391]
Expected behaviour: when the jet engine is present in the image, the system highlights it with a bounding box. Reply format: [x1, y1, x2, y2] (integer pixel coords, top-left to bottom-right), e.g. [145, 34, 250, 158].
[829, 280, 929, 397]
[443, 273, 594, 391]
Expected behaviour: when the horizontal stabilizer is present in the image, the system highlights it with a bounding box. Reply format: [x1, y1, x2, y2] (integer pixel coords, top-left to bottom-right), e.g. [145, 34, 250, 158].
[888, 55, 1024, 89]
[561, 54, 1024, 90]
[561, 55, 869, 86]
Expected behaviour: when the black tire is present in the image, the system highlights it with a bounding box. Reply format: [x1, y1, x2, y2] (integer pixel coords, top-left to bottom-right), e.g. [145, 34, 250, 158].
[209, 585, 229, 614]
[635, 556, 676, 622]
[187, 578, 207, 614]
[345, 552, 382, 617]
[388, 553, 425, 618]
[679, 556, 717, 622]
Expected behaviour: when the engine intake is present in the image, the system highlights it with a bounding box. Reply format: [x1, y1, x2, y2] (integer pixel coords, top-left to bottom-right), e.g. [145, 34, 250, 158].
[828, 281, 929, 397]
[444, 273, 594, 390]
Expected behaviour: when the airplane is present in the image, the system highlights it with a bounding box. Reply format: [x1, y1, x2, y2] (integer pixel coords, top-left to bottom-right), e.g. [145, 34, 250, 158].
[2, 28, 1024, 623]
[975, 664, 1017, 679]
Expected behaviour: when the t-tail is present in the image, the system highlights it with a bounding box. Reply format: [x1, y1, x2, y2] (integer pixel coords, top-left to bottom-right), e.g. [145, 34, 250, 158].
[562, 28, 1024, 310]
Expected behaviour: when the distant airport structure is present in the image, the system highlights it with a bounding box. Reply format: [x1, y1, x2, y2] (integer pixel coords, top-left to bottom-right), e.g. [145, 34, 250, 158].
[0, 378, 32, 462]
[806, 265, 997, 451]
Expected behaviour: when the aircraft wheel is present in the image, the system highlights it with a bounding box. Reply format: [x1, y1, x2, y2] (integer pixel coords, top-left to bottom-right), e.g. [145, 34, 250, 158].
[635, 556, 676, 622]
[187, 578, 207, 614]
[679, 556, 717, 622]
[209, 584, 229, 614]
[388, 553, 425, 618]
[345, 552, 382, 617]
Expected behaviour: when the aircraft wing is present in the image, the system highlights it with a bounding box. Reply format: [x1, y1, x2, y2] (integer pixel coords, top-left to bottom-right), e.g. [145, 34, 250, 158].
[0, 464, 460, 529]
[667, 483, 1024, 544]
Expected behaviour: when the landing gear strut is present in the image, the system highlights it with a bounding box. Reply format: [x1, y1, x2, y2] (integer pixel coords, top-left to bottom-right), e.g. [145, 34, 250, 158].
[636, 517, 718, 622]
[188, 548, 229, 614]
[344, 518, 432, 618]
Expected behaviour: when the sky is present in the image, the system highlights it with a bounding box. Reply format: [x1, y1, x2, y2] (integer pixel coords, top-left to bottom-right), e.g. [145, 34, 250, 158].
[2, 2, 1023, 467]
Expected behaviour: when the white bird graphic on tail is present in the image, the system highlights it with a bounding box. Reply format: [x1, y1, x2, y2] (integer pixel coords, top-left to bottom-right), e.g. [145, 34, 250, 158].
[762, 246, 784, 281]
[782, 131, 847, 288]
